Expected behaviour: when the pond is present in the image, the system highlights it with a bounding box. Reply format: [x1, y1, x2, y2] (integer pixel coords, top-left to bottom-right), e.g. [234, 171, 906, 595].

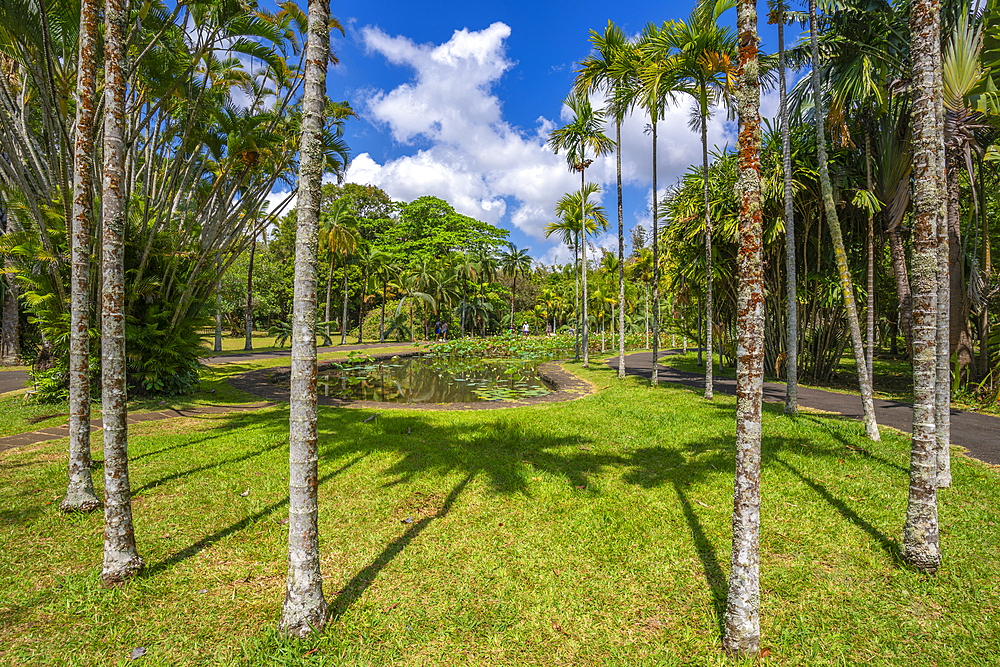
[317, 355, 553, 404]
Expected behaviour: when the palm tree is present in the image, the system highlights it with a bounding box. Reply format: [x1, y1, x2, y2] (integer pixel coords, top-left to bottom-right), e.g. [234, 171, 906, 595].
[100, 0, 143, 587]
[723, 0, 764, 653]
[452, 251, 478, 338]
[500, 243, 533, 328]
[319, 200, 359, 345]
[354, 244, 380, 343]
[392, 271, 435, 341]
[577, 22, 633, 378]
[373, 254, 395, 343]
[768, 0, 799, 415]
[902, 0, 944, 575]
[807, 0, 880, 441]
[61, 0, 100, 514]
[280, 0, 330, 637]
[547, 92, 615, 368]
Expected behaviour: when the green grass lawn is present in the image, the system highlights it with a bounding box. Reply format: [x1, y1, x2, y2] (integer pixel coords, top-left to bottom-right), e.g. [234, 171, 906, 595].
[1, 358, 998, 666]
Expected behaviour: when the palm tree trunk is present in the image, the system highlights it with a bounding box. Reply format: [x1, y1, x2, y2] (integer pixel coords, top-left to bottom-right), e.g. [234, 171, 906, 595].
[581, 167, 589, 368]
[0, 267, 17, 364]
[340, 255, 349, 345]
[887, 224, 914, 355]
[644, 283, 649, 349]
[902, 0, 942, 574]
[323, 255, 334, 344]
[779, 15, 798, 416]
[616, 120, 626, 378]
[574, 241, 580, 360]
[701, 85, 713, 400]
[651, 117, 659, 386]
[809, 0, 879, 441]
[723, 2, 764, 652]
[379, 279, 386, 343]
[357, 265, 366, 344]
[100, 0, 143, 586]
[244, 236, 256, 351]
[280, 0, 329, 636]
[865, 132, 875, 386]
[62, 0, 100, 513]
[215, 258, 223, 352]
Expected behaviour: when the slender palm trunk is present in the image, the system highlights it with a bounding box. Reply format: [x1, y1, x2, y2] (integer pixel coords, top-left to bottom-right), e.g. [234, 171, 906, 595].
[214, 259, 223, 353]
[616, 121, 626, 378]
[357, 266, 366, 344]
[701, 87, 714, 400]
[779, 17, 798, 416]
[510, 275, 516, 329]
[244, 236, 256, 351]
[62, 0, 100, 513]
[100, 0, 143, 586]
[724, 0, 763, 654]
[903, 0, 942, 574]
[379, 279, 386, 343]
[574, 241, 580, 360]
[887, 225, 914, 355]
[644, 283, 649, 349]
[280, 0, 329, 635]
[0, 267, 17, 364]
[651, 117, 659, 386]
[340, 254, 349, 345]
[935, 44, 952, 488]
[581, 167, 589, 368]
[865, 133, 874, 386]
[324, 256, 334, 343]
[809, 0, 879, 441]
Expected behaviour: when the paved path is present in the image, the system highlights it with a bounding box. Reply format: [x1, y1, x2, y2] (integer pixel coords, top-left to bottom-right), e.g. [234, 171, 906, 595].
[610, 350, 1000, 466]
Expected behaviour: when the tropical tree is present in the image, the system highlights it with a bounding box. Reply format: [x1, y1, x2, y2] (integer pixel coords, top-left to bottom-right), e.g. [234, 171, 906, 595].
[769, 0, 799, 415]
[723, 0, 764, 654]
[60, 0, 100, 513]
[280, 0, 330, 637]
[100, 0, 143, 587]
[902, 0, 944, 575]
[577, 22, 633, 378]
[642, 0, 737, 399]
[547, 92, 615, 368]
[319, 200, 359, 345]
[807, 0, 879, 441]
[500, 243, 533, 327]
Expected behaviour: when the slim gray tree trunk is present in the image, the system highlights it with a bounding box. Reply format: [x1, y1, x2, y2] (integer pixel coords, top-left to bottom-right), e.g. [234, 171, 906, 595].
[324, 257, 334, 343]
[616, 121, 626, 378]
[215, 257, 222, 352]
[379, 278, 387, 343]
[61, 0, 101, 513]
[279, 0, 329, 636]
[887, 225, 914, 355]
[340, 255, 349, 345]
[809, 0, 880, 441]
[903, 0, 942, 574]
[702, 90, 713, 400]
[0, 267, 16, 364]
[934, 26, 951, 489]
[779, 15, 798, 416]
[100, 0, 143, 586]
[244, 236, 256, 351]
[581, 167, 589, 368]
[723, 0, 764, 654]
[651, 118, 659, 386]
[866, 133, 875, 387]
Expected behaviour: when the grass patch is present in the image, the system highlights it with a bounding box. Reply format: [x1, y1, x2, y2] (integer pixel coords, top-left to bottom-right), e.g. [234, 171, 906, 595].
[1, 361, 998, 665]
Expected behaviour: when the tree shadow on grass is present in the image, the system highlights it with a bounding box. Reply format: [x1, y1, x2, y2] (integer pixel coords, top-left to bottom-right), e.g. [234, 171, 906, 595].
[130, 438, 285, 497]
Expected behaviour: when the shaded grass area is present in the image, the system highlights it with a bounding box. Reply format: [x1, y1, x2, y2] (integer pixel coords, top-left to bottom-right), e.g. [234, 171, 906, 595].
[1, 360, 998, 666]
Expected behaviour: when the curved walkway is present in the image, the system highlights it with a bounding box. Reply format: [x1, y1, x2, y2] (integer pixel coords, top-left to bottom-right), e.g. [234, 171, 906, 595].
[610, 350, 1000, 466]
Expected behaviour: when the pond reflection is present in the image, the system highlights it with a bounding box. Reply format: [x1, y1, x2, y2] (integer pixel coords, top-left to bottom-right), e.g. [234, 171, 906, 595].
[318, 355, 553, 403]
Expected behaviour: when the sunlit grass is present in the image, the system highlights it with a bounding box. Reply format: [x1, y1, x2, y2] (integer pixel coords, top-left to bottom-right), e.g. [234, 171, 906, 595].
[1, 359, 997, 665]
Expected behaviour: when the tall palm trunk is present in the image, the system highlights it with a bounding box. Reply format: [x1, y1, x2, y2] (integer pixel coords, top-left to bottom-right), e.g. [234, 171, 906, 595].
[61, 0, 100, 513]
[887, 225, 914, 355]
[936, 47, 953, 489]
[651, 117, 659, 386]
[244, 236, 256, 350]
[379, 278, 387, 343]
[865, 132, 874, 386]
[100, 0, 143, 586]
[357, 265, 367, 344]
[214, 283, 223, 352]
[574, 240, 580, 360]
[616, 120, 626, 378]
[902, 0, 942, 574]
[0, 267, 17, 364]
[280, 0, 329, 636]
[701, 84, 713, 400]
[340, 254, 349, 345]
[778, 15, 798, 415]
[723, 0, 764, 654]
[808, 0, 879, 441]
[580, 166, 589, 368]
[324, 255, 334, 343]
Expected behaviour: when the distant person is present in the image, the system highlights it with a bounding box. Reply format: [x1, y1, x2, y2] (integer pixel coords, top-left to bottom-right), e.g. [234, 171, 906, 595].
[546, 323, 551, 336]
[434, 320, 441, 341]
[522, 322, 530, 337]
[442, 321, 448, 340]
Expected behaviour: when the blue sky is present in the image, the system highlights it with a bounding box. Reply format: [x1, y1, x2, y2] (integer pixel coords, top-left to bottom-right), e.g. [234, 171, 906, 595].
[284, 1, 795, 265]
